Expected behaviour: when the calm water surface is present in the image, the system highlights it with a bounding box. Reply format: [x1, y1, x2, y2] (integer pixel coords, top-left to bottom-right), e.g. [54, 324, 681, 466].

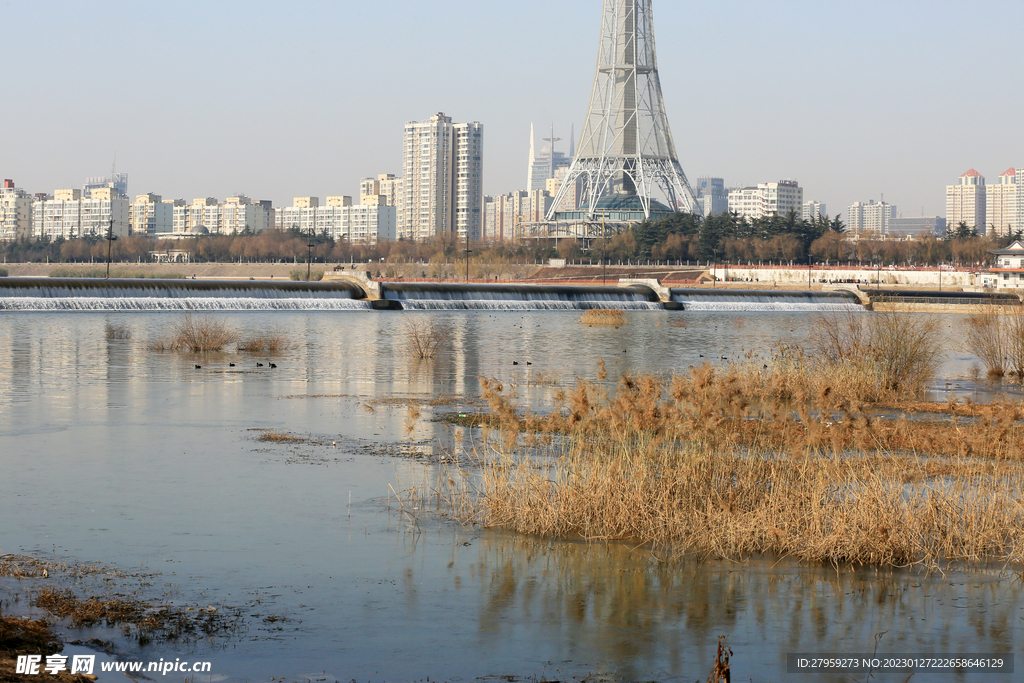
[1, 310, 1021, 683]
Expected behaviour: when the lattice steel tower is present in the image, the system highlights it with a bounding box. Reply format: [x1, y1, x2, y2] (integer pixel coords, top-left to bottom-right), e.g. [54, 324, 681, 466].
[548, 0, 699, 220]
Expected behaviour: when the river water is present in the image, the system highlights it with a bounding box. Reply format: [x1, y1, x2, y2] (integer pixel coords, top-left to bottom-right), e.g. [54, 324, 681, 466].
[1, 309, 1022, 682]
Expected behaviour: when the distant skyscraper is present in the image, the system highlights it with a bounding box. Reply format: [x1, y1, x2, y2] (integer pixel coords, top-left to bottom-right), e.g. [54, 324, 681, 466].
[888, 216, 946, 239]
[946, 169, 986, 232]
[694, 177, 729, 216]
[986, 168, 1018, 236]
[526, 123, 573, 193]
[400, 112, 483, 241]
[847, 200, 896, 236]
[83, 170, 128, 199]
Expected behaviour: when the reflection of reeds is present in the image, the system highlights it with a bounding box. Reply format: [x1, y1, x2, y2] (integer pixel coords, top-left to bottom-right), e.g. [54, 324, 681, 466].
[105, 322, 132, 340]
[580, 309, 626, 326]
[431, 353, 1024, 568]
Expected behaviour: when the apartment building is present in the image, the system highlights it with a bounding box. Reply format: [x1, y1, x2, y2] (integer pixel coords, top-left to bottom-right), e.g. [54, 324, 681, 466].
[0, 179, 32, 241]
[32, 187, 129, 239]
[802, 201, 827, 222]
[946, 169, 986, 231]
[483, 190, 553, 241]
[847, 200, 896, 237]
[277, 195, 395, 243]
[400, 113, 483, 241]
[986, 168, 1018, 236]
[727, 180, 803, 220]
[130, 194, 173, 236]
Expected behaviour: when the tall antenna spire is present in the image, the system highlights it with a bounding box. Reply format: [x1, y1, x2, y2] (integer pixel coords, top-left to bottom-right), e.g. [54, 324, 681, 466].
[542, 123, 563, 181]
[548, 0, 699, 220]
[527, 123, 536, 191]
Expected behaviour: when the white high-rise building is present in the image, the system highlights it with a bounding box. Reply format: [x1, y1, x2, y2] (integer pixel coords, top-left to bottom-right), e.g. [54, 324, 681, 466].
[727, 180, 803, 220]
[276, 195, 395, 244]
[130, 194, 173, 236]
[986, 168, 1018, 236]
[0, 179, 33, 241]
[34, 187, 129, 239]
[359, 174, 403, 210]
[400, 113, 483, 241]
[946, 169, 986, 232]
[220, 195, 269, 234]
[802, 201, 827, 222]
[847, 200, 896, 237]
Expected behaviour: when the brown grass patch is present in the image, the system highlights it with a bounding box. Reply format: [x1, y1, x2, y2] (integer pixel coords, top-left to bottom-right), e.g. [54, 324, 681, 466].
[0, 615, 62, 656]
[256, 430, 307, 443]
[168, 314, 237, 353]
[32, 587, 238, 644]
[579, 308, 626, 327]
[237, 331, 291, 354]
[427, 354, 1024, 568]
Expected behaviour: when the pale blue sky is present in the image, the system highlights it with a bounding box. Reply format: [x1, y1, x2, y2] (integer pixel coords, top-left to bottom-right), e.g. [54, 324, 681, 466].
[2, 0, 1021, 220]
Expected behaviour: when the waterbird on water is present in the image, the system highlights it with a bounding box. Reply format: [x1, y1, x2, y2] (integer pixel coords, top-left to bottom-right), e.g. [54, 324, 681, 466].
[229, 363, 235, 367]
[512, 361, 519, 366]
[194, 365, 201, 369]
[269, 363, 277, 368]
[257, 363, 264, 367]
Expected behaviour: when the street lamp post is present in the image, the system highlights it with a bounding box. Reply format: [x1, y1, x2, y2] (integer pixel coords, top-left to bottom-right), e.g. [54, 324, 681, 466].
[712, 248, 717, 288]
[306, 212, 315, 282]
[105, 217, 117, 279]
[464, 230, 471, 283]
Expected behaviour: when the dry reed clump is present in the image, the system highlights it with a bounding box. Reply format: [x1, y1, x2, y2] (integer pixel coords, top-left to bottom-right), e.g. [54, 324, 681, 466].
[104, 322, 132, 340]
[404, 318, 448, 359]
[964, 309, 1007, 378]
[256, 430, 307, 443]
[237, 330, 291, 354]
[168, 314, 237, 353]
[431, 362, 1024, 568]
[579, 308, 626, 327]
[808, 309, 944, 401]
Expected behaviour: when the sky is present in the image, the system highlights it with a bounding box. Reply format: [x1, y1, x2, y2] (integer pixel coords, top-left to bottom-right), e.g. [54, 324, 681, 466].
[2, 0, 1022, 221]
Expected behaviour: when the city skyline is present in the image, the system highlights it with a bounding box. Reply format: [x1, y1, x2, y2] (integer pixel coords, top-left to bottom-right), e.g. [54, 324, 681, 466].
[2, 1, 1022, 222]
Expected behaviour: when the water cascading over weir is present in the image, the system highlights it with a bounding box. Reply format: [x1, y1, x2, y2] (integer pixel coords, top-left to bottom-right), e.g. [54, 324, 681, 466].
[669, 288, 864, 312]
[0, 278, 372, 312]
[379, 283, 663, 310]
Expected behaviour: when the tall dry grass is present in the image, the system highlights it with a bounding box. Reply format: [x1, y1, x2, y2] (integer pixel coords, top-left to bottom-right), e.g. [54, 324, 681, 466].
[237, 330, 291, 354]
[808, 309, 943, 400]
[404, 318, 448, 359]
[168, 314, 237, 353]
[964, 309, 1007, 378]
[579, 308, 626, 326]
[426, 356, 1024, 568]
